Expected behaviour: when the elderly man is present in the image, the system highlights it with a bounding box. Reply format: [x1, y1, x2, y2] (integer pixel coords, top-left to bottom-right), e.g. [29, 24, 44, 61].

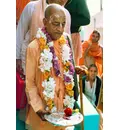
[25, 4, 78, 130]
[16, 0, 71, 75]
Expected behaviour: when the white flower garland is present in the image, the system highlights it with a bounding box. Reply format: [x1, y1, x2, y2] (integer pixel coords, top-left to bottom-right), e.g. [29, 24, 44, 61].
[36, 28, 75, 112]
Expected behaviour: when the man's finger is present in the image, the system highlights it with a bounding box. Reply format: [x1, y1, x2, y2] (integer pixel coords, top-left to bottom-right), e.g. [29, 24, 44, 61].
[40, 114, 47, 121]
[42, 110, 51, 115]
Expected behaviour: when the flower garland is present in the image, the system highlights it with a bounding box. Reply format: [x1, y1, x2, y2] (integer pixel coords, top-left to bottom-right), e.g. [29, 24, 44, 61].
[36, 27, 75, 112]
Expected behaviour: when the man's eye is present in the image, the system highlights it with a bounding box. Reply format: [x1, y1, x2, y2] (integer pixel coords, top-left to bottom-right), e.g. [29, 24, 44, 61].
[62, 23, 65, 27]
[52, 23, 65, 27]
[52, 23, 59, 26]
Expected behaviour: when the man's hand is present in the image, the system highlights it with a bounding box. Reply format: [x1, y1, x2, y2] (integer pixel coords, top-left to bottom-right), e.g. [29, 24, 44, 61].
[75, 66, 88, 75]
[36, 110, 51, 121]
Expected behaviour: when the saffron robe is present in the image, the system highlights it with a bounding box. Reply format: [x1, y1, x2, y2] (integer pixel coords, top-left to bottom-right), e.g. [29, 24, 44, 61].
[25, 36, 78, 130]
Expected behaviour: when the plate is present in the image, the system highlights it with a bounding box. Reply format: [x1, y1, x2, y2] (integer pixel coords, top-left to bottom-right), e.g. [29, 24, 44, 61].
[44, 112, 83, 126]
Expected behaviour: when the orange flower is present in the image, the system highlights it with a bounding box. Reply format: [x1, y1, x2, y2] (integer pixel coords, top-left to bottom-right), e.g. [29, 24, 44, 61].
[59, 35, 66, 45]
[67, 90, 74, 97]
[65, 84, 73, 90]
[39, 37, 46, 50]
[39, 37, 46, 44]
[44, 71, 50, 79]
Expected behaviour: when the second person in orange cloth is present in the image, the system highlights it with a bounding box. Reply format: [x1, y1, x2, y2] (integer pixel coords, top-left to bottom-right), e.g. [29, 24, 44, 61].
[79, 30, 103, 77]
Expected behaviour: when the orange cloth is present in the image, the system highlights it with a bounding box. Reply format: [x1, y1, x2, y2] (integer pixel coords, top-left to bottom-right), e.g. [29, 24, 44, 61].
[25, 39, 71, 130]
[79, 34, 103, 77]
[30, 0, 46, 41]
[71, 33, 82, 66]
[16, 0, 30, 25]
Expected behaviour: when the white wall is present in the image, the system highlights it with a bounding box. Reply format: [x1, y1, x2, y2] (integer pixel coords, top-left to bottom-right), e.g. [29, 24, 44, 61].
[82, 11, 103, 46]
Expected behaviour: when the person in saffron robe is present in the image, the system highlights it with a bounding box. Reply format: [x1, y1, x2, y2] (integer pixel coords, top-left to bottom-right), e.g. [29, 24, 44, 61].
[79, 30, 103, 77]
[25, 4, 79, 130]
[16, 0, 71, 75]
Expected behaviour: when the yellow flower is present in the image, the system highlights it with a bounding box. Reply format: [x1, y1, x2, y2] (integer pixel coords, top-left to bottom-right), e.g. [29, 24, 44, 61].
[48, 104, 53, 110]
[66, 90, 74, 97]
[44, 45, 49, 49]
[46, 98, 53, 106]
[73, 109, 79, 113]
[59, 35, 66, 45]
[64, 65, 69, 71]
[65, 84, 73, 90]
[65, 61, 70, 67]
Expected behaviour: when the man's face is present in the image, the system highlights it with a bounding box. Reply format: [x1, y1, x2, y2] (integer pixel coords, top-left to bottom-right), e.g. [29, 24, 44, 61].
[44, 11, 66, 40]
[88, 67, 97, 80]
[48, 0, 68, 6]
[91, 32, 100, 43]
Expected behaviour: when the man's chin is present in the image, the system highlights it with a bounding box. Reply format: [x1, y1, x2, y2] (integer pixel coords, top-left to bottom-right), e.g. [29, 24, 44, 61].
[52, 35, 62, 40]
[91, 76, 96, 80]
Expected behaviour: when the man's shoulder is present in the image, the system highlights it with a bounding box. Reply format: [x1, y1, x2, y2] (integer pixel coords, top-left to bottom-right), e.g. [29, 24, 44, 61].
[96, 76, 102, 85]
[28, 39, 39, 49]
[100, 45, 103, 51]
[23, 1, 37, 11]
[26, 1, 37, 6]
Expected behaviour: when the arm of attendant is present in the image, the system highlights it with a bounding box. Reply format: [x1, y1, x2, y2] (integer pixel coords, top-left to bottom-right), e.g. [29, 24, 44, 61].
[25, 44, 44, 112]
[16, 2, 33, 59]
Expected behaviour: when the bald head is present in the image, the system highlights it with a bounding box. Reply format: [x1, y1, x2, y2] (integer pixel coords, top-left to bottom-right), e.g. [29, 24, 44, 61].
[43, 4, 66, 40]
[45, 4, 65, 19]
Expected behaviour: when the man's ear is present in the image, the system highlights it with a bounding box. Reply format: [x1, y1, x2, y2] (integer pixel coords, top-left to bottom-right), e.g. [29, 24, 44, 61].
[43, 18, 47, 27]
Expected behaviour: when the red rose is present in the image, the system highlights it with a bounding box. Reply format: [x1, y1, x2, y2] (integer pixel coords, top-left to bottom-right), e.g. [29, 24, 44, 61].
[64, 107, 72, 116]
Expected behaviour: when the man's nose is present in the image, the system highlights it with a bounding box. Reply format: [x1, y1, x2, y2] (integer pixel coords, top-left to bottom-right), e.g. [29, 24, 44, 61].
[57, 24, 64, 32]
